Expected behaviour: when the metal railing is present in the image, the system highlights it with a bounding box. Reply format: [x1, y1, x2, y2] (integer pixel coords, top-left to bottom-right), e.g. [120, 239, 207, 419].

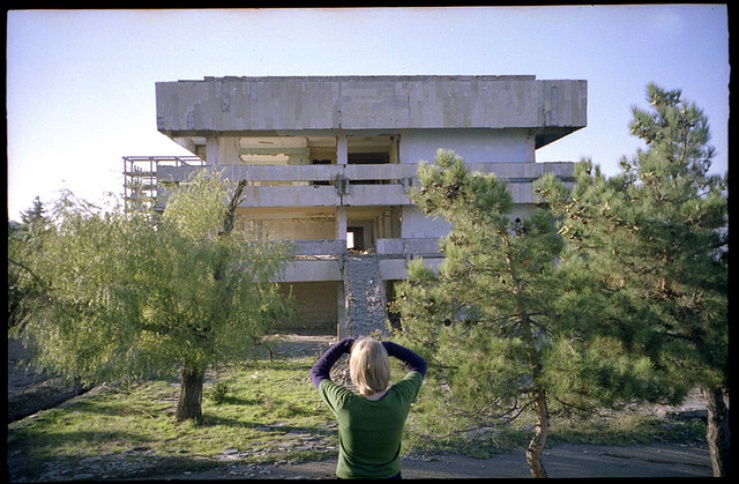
[123, 156, 204, 210]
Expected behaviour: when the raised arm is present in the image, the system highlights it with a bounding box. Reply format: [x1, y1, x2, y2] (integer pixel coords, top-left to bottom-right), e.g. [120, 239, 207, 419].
[381, 341, 427, 377]
[310, 337, 355, 389]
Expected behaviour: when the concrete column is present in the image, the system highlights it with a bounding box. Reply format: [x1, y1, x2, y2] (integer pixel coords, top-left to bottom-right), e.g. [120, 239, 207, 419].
[336, 132, 348, 165]
[336, 206, 347, 241]
[336, 132, 349, 242]
[389, 135, 399, 164]
[336, 280, 349, 338]
[206, 136, 218, 165]
[336, 132, 349, 339]
[525, 129, 537, 162]
[217, 137, 241, 165]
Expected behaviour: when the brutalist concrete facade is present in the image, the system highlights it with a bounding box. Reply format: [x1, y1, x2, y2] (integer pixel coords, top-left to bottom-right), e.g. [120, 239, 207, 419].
[146, 75, 587, 337]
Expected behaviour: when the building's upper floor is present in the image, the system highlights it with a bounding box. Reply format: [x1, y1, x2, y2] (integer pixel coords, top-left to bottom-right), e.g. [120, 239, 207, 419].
[145, 76, 586, 207]
[125, 75, 587, 273]
[156, 75, 587, 155]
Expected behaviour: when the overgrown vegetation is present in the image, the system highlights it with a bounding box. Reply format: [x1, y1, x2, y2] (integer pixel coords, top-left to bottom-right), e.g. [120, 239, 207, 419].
[8, 170, 296, 424]
[7, 352, 706, 481]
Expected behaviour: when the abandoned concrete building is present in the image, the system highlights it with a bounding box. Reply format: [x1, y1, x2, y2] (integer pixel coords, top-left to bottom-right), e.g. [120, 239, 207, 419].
[123, 75, 587, 338]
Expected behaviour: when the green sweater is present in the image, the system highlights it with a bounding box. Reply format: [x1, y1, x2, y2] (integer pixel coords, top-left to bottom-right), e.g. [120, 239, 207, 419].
[318, 371, 424, 479]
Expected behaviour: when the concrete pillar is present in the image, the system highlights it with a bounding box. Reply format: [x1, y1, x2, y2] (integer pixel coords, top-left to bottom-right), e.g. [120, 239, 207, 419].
[206, 136, 218, 165]
[525, 129, 537, 163]
[336, 132, 348, 165]
[337, 280, 349, 339]
[389, 135, 399, 164]
[336, 132, 349, 339]
[336, 132, 348, 241]
[217, 137, 241, 165]
[336, 206, 347, 241]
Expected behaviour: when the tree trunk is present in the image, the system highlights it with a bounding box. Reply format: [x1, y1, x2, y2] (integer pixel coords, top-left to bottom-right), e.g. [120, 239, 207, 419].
[177, 180, 245, 424]
[223, 179, 247, 236]
[525, 390, 550, 478]
[502, 233, 550, 478]
[702, 385, 730, 477]
[176, 364, 205, 423]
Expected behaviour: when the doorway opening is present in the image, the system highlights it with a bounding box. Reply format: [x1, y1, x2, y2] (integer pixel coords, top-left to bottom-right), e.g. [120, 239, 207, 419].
[346, 226, 365, 250]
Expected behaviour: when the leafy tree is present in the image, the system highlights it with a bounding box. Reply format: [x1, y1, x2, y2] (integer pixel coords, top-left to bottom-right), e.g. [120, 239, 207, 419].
[10, 171, 295, 423]
[391, 150, 677, 477]
[536, 83, 728, 476]
[8, 196, 51, 329]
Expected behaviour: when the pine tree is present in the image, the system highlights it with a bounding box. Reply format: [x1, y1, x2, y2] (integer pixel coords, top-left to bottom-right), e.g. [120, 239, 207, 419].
[19, 196, 47, 226]
[392, 150, 677, 477]
[536, 83, 728, 476]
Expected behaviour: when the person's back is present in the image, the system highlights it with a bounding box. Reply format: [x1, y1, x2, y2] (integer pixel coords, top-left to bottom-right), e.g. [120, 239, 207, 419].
[310, 336, 427, 479]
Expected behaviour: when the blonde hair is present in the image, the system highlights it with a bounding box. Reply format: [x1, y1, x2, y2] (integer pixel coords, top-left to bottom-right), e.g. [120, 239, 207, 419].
[349, 337, 391, 397]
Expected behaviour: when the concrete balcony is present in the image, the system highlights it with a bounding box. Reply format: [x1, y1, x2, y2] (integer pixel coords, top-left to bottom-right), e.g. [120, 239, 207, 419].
[155, 162, 574, 208]
[281, 238, 444, 283]
[283, 239, 344, 283]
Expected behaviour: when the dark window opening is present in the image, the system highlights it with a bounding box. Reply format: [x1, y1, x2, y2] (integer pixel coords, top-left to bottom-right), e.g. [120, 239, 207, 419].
[348, 153, 389, 164]
[347, 227, 365, 250]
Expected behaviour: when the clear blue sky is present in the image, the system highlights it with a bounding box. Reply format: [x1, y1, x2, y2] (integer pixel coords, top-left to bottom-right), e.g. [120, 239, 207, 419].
[7, 6, 730, 221]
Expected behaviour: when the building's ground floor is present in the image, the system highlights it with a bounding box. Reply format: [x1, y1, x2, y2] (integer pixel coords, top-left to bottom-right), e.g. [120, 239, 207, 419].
[269, 233, 451, 337]
[274, 259, 415, 338]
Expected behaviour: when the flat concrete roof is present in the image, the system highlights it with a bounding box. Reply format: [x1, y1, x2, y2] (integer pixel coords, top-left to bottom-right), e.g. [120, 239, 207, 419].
[156, 75, 587, 147]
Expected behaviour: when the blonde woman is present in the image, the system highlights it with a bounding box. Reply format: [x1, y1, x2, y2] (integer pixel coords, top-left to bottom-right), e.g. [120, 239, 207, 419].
[311, 336, 427, 479]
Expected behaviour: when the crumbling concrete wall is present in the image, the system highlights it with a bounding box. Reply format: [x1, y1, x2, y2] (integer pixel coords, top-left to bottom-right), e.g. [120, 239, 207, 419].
[342, 253, 388, 337]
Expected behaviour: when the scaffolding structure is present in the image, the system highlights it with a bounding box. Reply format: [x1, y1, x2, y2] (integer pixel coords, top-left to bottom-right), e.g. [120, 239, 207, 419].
[123, 156, 204, 211]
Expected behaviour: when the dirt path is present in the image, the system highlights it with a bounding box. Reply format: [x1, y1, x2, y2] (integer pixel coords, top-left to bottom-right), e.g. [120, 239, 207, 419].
[144, 442, 711, 479]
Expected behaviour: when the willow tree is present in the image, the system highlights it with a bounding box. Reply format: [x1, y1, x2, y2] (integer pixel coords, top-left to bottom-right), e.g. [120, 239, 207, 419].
[10, 170, 294, 423]
[391, 150, 677, 478]
[8, 196, 50, 329]
[537, 84, 729, 476]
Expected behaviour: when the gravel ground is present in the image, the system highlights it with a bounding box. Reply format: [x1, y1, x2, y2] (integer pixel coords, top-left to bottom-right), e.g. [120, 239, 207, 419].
[6, 335, 713, 480]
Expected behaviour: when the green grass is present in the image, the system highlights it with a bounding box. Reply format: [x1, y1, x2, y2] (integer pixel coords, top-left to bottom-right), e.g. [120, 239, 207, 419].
[402, 380, 707, 458]
[8, 356, 338, 480]
[546, 408, 707, 447]
[7, 354, 707, 481]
